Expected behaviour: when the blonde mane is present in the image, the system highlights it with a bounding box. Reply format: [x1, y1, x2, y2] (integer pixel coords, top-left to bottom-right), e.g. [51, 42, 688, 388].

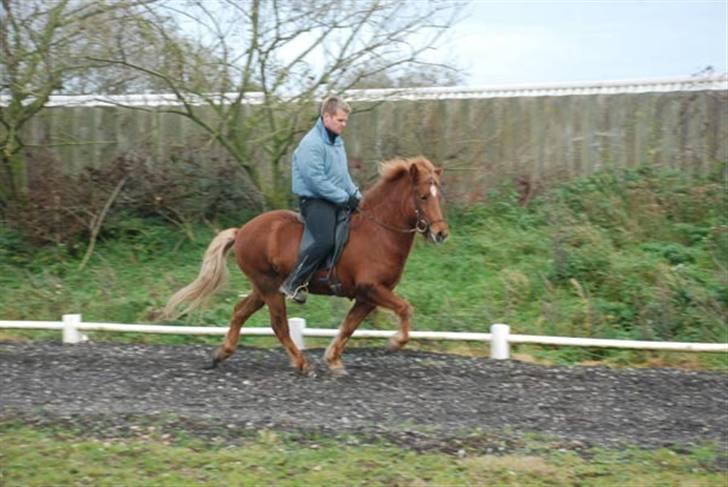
[377, 156, 435, 181]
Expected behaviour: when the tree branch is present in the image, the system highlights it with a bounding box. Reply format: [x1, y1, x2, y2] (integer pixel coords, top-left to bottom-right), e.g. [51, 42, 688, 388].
[78, 174, 127, 271]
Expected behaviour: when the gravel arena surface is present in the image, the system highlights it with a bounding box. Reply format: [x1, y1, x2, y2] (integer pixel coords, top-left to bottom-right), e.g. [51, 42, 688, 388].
[1, 341, 726, 454]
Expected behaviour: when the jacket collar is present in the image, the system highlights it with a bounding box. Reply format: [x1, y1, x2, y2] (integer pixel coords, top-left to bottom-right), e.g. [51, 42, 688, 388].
[315, 117, 341, 146]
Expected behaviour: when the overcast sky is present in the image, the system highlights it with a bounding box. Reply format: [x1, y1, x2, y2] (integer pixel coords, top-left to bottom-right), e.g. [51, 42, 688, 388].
[445, 0, 727, 86]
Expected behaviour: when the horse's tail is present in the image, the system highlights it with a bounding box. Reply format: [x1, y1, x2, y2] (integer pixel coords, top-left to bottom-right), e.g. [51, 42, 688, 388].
[162, 228, 238, 319]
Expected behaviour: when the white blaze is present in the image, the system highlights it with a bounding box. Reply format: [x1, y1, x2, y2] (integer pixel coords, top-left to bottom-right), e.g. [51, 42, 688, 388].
[430, 185, 438, 198]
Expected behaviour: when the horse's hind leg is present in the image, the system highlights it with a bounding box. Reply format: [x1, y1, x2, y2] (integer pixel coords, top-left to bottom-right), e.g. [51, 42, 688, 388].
[324, 300, 376, 375]
[209, 291, 264, 369]
[265, 293, 312, 375]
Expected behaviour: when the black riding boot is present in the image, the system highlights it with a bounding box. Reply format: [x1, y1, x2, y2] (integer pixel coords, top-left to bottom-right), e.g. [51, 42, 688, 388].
[279, 198, 337, 304]
[279, 256, 311, 304]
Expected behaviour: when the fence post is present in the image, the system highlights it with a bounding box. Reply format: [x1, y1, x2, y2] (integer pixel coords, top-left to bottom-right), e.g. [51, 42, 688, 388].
[63, 314, 85, 344]
[490, 323, 510, 360]
[289, 317, 306, 350]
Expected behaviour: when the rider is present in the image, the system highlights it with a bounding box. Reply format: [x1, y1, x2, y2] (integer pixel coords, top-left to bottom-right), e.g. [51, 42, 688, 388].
[279, 95, 362, 304]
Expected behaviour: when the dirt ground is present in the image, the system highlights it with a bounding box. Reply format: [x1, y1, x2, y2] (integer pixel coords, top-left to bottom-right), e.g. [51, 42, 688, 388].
[1, 341, 726, 453]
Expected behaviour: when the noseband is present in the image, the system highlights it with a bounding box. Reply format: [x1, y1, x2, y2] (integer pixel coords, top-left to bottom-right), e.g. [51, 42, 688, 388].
[413, 208, 446, 235]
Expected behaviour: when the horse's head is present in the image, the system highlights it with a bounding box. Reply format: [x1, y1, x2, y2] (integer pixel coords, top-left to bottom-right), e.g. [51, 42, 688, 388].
[407, 157, 449, 244]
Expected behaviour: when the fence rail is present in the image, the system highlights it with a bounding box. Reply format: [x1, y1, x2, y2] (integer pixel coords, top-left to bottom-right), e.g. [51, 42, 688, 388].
[2, 315, 726, 360]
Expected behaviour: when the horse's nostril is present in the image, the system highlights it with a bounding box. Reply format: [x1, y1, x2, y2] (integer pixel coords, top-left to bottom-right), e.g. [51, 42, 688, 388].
[436, 231, 448, 243]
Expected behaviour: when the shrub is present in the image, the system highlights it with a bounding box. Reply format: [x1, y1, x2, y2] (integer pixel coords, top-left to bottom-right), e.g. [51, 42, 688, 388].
[641, 242, 697, 265]
[547, 224, 613, 285]
[4, 152, 263, 246]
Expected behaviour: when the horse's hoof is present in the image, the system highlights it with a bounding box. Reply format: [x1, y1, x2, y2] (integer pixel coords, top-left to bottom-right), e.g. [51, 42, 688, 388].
[202, 358, 220, 370]
[325, 358, 348, 377]
[329, 366, 348, 378]
[387, 335, 410, 353]
[296, 363, 316, 378]
[387, 344, 403, 353]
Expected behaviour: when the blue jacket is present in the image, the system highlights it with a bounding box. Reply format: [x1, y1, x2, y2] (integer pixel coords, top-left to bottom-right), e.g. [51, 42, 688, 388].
[291, 117, 361, 205]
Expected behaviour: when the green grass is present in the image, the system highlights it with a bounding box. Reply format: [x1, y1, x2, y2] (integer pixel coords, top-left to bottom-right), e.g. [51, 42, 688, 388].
[0, 423, 724, 486]
[1, 164, 726, 367]
[1, 166, 727, 484]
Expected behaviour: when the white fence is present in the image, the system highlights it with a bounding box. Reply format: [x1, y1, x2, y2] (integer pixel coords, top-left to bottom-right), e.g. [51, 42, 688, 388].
[1, 315, 726, 360]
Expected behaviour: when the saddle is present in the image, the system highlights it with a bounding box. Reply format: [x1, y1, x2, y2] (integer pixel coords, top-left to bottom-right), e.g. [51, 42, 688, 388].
[296, 208, 352, 295]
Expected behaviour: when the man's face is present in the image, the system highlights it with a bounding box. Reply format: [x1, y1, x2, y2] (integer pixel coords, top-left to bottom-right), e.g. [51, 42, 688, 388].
[323, 109, 349, 135]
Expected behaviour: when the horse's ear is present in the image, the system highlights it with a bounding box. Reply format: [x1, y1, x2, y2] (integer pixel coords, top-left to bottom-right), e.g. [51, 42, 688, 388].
[409, 163, 420, 182]
[435, 167, 443, 177]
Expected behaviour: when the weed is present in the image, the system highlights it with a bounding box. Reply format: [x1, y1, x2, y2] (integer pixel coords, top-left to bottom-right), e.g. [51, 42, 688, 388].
[0, 424, 723, 487]
[1, 165, 726, 367]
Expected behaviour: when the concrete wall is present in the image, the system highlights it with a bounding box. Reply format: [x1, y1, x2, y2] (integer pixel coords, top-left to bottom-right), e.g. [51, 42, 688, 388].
[346, 90, 727, 201]
[19, 78, 728, 203]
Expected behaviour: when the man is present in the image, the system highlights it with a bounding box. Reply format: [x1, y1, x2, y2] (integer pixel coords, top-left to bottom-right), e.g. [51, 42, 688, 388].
[279, 95, 362, 303]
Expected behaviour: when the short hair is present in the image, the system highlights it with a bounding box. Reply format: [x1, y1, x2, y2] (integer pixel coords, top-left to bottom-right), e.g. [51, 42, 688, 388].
[320, 95, 351, 117]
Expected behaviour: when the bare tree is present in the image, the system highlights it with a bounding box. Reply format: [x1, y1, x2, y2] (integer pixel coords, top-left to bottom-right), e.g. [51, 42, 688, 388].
[0, 0, 161, 207]
[90, 0, 465, 207]
[63, 10, 224, 94]
[343, 64, 464, 89]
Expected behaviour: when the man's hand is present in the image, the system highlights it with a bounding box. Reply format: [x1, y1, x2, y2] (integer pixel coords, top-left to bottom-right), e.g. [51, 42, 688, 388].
[347, 194, 361, 212]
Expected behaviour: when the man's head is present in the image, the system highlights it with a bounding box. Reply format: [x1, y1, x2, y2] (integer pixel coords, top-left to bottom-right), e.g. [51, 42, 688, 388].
[321, 95, 351, 135]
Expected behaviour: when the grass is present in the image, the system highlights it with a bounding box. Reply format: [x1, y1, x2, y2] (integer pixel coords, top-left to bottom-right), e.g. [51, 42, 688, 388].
[1, 165, 727, 485]
[0, 164, 726, 368]
[0, 423, 724, 486]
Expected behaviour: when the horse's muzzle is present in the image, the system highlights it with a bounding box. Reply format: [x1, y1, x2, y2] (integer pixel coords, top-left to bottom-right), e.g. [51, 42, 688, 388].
[431, 228, 449, 245]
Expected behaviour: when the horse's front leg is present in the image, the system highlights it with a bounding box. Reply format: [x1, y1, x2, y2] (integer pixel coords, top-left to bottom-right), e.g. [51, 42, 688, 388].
[265, 293, 313, 376]
[324, 300, 376, 375]
[362, 284, 413, 352]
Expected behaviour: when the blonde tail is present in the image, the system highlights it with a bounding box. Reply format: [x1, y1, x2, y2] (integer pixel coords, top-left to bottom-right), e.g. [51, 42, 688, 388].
[163, 228, 238, 319]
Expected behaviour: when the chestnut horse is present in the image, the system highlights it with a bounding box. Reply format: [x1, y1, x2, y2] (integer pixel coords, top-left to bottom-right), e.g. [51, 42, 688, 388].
[163, 156, 449, 375]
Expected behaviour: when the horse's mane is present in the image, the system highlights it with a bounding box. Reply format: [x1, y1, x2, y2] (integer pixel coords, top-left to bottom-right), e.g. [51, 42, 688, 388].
[361, 156, 435, 206]
[377, 156, 435, 182]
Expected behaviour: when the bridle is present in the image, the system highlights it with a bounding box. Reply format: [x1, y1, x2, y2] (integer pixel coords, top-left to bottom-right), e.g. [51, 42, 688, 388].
[359, 179, 446, 235]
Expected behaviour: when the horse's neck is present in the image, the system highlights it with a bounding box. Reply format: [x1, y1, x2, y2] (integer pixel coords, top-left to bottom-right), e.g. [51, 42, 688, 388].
[360, 177, 417, 259]
[363, 177, 415, 230]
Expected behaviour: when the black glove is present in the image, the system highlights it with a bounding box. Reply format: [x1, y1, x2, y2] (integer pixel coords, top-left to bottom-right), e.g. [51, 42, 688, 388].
[346, 194, 361, 212]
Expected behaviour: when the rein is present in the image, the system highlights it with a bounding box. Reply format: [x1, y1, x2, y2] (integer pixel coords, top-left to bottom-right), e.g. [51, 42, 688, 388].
[359, 209, 423, 234]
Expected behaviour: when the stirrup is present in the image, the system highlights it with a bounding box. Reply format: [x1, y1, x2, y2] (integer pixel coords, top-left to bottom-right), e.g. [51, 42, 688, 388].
[279, 283, 308, 304]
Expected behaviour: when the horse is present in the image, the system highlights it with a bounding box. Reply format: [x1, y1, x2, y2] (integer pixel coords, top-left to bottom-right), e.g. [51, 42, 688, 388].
[163, 156, 449, 375]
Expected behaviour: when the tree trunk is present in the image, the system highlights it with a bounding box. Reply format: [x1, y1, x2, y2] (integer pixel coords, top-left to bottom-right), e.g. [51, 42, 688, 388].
[0, 132, 28, 204]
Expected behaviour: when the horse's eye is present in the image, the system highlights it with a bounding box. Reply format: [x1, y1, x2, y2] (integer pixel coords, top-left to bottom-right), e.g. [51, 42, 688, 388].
[420, 194, 428, 201]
